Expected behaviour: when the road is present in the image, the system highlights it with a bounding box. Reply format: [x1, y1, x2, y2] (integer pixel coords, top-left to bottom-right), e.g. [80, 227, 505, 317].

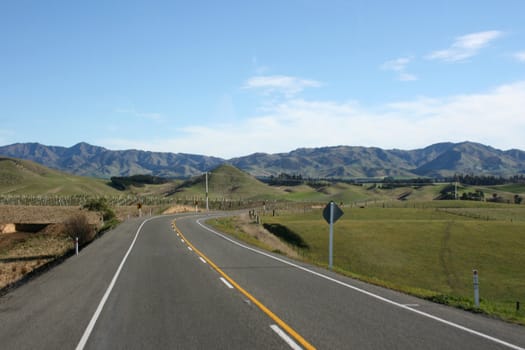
[0, 213, 524, 349]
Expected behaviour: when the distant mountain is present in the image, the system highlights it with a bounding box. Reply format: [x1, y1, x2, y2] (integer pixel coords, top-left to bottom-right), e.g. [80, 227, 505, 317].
[1, 141, 524, 179]
[230, 142, 525, 178]
[0, 142, 224, 178]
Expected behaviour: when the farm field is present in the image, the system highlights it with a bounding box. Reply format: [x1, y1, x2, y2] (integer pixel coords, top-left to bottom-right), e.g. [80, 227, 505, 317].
[211, 200, 525, 325]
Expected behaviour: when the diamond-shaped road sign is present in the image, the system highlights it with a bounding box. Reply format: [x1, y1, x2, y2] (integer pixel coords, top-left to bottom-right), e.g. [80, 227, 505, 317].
[323, 201, 344, 224]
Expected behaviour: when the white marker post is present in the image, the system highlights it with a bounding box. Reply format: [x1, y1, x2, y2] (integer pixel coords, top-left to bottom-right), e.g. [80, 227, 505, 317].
[75, 237, 79, 255]
[473, 269, 480, 307]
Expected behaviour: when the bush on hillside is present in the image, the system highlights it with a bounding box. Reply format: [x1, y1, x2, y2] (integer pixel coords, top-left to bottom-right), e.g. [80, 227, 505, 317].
[64, 214, 95, 246]
[82, 198, 115, 221]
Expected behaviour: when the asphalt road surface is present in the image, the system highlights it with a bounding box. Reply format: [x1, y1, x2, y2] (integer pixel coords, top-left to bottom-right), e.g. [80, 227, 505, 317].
[1, 213, 524, 349]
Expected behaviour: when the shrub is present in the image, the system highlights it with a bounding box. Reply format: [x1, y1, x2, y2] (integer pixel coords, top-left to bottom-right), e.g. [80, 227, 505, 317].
[64, 214, 95, 246]
[83, 198, 115, 221]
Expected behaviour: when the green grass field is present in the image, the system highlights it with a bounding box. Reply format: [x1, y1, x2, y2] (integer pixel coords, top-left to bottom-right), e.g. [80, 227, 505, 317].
[213, 201, 525, 325]
[0, 158, 120, 196]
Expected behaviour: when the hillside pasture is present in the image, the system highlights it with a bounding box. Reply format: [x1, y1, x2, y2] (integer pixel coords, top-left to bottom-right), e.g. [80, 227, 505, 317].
[240, 202, 525, 324]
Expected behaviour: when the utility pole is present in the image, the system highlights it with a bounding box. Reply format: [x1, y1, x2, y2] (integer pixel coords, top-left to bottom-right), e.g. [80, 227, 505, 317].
[455, 174, 458, 200]
[205, 172, 209, 212]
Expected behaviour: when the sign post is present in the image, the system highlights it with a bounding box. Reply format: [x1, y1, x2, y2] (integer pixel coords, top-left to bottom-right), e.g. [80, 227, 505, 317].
[323, 201, 344, 270]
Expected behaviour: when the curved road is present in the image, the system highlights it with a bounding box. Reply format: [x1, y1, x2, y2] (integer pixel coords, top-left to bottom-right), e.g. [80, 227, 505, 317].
[0, 213, 524, 349]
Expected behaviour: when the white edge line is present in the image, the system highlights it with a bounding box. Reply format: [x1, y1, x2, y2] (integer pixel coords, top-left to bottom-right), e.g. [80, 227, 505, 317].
[196, 218, 524, 350]
[76, 217, 154, 350]
[220, 277, 234, 289]
[271, 324, 303, 350]
[199, 257, 207, 264]
[188, 246, 193, 251]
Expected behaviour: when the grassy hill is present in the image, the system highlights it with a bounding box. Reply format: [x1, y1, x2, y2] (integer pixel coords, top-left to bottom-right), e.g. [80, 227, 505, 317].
[254, 203, 525, 324]
[170, 164, 287, 200]
[0, 157, 120, 196]
[210, 200, 525, 324]
[1, 156, 523, 207]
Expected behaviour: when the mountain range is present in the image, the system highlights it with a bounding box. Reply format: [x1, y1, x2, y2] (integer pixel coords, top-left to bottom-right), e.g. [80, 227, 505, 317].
[1, 141, 524, 179]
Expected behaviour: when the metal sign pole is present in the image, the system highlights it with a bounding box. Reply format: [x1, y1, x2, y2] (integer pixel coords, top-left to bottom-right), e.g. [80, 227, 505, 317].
[329, 201, 334, 269]
[323, 200, 343, 271]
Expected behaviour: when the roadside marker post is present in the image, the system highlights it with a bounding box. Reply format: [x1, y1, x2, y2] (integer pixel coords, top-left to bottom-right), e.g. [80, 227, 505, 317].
[473, 269, 480, 307]
[323, 201, 344, 270]
[75, 237, 79, 255]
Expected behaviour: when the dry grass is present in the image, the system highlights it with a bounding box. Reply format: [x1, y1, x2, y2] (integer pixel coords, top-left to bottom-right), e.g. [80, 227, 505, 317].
[210, 213, 300, 259]
[0, 205, 102, 290]
[0, 205, 101, 224]
[0, 231, 72, 289]
[162, 205, 198, 214]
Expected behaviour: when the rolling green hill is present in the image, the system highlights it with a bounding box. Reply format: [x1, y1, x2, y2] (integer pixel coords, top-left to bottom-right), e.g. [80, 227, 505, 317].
[1, 156, 523, 207]
[0, 157, 120, 196]
[170, 164, 287, 200]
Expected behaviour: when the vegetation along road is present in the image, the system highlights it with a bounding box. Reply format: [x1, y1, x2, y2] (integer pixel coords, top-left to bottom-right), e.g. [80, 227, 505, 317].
[0, 213, 524, 349]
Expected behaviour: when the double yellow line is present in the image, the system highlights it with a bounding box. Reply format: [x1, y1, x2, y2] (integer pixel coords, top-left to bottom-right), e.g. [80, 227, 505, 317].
[172, 220, 316, 350]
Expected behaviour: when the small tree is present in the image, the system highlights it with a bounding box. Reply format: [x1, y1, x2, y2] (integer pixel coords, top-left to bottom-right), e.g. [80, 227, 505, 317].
[514, 194, 523, 204]
[64, 214, 95, 246]
[83, 198, 115, 221]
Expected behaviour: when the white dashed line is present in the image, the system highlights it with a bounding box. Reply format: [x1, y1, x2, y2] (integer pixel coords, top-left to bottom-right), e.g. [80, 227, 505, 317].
[271, 325, 302, 350]
[220, 277, 234, 289]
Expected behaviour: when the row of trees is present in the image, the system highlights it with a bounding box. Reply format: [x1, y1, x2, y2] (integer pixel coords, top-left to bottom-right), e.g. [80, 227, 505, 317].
[265, 173, 525, 187]
[109, 175, 170, 191]
[444, 175, 511, 186]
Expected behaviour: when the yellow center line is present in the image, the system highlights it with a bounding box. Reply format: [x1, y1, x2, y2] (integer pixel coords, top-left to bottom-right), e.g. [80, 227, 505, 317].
[172, 220, 316, 350]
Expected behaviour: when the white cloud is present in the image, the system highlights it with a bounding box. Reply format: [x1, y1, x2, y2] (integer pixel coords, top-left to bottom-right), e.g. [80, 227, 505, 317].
[251, 56, 269, 74]
[381, 57, 418, 81]
[427, 30, 503, 62]
[398, 72, 418, 81]
[515, 51, 525, 62]
[381, 57, 411, 72]
[115, 108, 164, 121]
[243, 75, 322, 96]
[99, 81, 525, 158]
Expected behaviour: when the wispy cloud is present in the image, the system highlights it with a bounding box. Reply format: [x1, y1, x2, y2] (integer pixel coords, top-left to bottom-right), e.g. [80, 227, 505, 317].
[251, 56, 269, 75]
[243, 75, 322, 96]
[99, 81, 525, 158]
[381, 57, 417, 81]
[115, 108, 164, 121]
[515, 51, 525, 62]
[427, 30, 503, 62]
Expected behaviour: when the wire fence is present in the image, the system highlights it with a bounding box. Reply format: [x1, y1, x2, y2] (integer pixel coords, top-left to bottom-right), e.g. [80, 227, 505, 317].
[0, 194, 285, 211]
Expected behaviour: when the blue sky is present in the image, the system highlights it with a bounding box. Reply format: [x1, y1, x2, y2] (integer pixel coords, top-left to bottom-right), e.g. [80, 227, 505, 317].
[1, 0, 525, 158]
